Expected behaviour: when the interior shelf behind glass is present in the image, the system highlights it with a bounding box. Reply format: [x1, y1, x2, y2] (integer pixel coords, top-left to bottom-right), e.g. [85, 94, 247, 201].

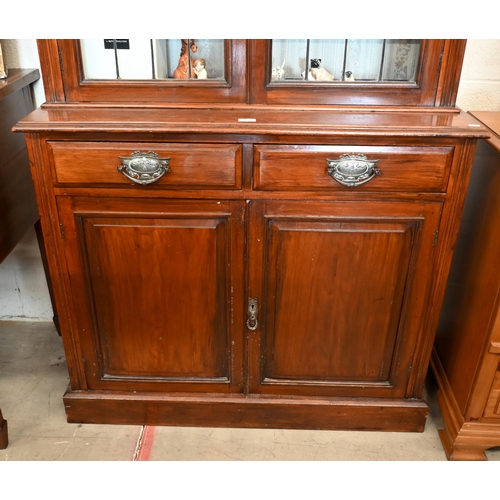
[80, 39, 225, 81]
[271, 39, 421, 83]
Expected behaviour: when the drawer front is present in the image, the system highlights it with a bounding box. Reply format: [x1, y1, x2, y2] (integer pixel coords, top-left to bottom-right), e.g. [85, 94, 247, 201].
[483, 367, 500, 419]
[254, 145, 454, 192]
[49, 142, 242, 189]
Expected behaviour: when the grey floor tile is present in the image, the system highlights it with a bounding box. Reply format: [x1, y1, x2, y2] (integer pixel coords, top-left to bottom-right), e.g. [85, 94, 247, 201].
[1, 320, 500, 462]
[0, 320, 141, 461]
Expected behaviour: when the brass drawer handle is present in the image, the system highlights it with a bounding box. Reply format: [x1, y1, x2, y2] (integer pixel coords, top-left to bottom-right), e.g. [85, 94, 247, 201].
[246, 297, 259, 331]
[118, 151, 171, 185]
[326, 153, 380, 188]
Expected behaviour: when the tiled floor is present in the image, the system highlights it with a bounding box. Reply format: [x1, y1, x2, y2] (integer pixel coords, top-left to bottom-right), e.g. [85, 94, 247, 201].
[1, 319, 500, 463]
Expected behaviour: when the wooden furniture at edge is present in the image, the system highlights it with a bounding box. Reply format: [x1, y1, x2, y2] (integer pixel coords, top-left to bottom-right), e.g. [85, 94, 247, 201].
[0, 69, 39, 262]
[432, 111, 500, 460]
[0, 68, 40, 450]
[0, 409, 7, 450]
[13, 39, 488, 433]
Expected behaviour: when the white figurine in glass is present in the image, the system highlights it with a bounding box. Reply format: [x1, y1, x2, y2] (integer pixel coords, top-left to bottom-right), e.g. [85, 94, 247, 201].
[193, 58, 207, 79]
[271, 60, 286, 81]
[0, 42, 7, 79]
[309, 59, 334, 81]
[345, 71, 355, 82]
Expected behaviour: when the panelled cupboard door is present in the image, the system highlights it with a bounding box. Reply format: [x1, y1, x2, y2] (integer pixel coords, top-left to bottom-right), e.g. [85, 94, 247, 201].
[56, 196, 245, 394]
[483, 367, 500, 420]
[247, 200, 442, 398]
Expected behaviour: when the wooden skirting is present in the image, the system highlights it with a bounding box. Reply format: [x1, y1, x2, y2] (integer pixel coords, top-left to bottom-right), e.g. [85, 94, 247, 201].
[63, 388, 429, 433]
[431, 348, 500, 460]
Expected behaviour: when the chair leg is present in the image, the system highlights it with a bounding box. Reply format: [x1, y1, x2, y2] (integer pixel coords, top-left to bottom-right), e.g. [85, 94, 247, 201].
[0, 409, 8, 449]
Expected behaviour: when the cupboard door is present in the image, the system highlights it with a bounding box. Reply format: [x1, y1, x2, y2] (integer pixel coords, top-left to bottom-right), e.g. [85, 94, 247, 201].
[49, 39, 247, 104]
[249, 40, 465, 107]
[484, 367, 500, 419]
[57, 196, 245, 394]
[247, 200, 442, 398]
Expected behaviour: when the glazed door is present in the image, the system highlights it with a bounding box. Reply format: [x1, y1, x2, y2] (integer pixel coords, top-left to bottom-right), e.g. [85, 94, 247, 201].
[57, 196, 245, 394]
[247, 200, 442, 398]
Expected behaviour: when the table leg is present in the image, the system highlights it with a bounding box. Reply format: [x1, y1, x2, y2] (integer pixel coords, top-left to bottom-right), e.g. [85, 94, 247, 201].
[0, 409, 8, 449]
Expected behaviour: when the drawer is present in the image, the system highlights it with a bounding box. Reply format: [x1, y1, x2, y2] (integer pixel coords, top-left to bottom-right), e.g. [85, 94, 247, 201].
[254, 145, 454, 192]
[484, 367, 500, 419]
[48, 142, 242, 189]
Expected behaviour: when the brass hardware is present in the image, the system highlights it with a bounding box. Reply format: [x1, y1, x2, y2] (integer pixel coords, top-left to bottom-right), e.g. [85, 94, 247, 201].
[326, 153, 380, 188]
[246, 297, 259, 331]
[118, 151, 170, 185]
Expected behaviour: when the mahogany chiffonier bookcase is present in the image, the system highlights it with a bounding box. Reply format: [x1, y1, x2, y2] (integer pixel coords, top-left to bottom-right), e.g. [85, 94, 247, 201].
[14, 39, 488, 432]
[432, 111, 500, 459]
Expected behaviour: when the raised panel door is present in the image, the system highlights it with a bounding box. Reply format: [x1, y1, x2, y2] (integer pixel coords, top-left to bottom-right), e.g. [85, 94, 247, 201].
[484, 368, 500, 419]
[247, 200, 442, 398]
[56, 196, 245, 394]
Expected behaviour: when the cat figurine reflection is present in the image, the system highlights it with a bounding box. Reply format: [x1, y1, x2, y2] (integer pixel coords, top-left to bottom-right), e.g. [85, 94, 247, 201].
[271, 60, 286, 81]
[309, 59, 334, 81]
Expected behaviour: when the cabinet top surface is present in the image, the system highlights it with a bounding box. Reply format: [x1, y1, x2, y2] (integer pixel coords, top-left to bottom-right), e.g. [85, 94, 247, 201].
[15, 106, 489, 138]
[0, 68, 40, 101]
[468, 111, 500, 152]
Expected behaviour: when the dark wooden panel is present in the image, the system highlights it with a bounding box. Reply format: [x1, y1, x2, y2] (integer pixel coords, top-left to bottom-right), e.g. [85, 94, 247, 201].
[0, 151, 39, 261]
[264, 219, 414, 382]
[0, 68, 39, 101]
[82, 215, 228, 379]
[0, 69, 40, 263]
[0, 89, 31, 164]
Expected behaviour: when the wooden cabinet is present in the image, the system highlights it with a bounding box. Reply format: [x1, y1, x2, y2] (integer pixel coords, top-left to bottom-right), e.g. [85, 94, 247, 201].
[14, 39, 488, 432]
[0, 69, 39, 262]
[432, 111, 500, 460]
[1, 68, 40, 449]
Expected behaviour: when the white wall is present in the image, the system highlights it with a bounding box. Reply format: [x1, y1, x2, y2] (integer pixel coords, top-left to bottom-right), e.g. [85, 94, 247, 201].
[456, 39, 500, 111]
[1, 39, 44, 107]
[0, 39, 499, 320]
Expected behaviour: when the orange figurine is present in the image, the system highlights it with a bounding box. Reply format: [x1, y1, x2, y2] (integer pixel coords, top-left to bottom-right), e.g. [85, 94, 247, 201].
[173, 39, 197, 79]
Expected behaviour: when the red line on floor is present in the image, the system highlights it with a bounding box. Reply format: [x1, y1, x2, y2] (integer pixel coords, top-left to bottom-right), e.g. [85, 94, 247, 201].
[135, 426, 156, 461]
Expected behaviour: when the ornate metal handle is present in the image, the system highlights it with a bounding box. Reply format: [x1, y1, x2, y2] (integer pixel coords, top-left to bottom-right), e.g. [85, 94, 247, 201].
[326, 154, 380, 188]
[246, 297, 259, 331]
[118, 151, 171, 185]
